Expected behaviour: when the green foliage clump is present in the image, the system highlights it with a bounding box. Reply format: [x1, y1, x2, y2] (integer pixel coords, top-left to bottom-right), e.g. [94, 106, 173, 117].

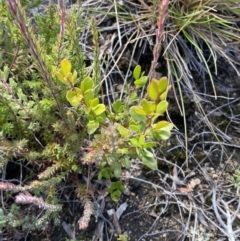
[0, 0, 173, 238]
[0, 0, 87, 236]
[55, 59, 173, 198]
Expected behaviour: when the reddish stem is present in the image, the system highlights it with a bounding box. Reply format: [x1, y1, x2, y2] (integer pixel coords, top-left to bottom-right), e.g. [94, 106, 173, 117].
[148, 0, 169, 81]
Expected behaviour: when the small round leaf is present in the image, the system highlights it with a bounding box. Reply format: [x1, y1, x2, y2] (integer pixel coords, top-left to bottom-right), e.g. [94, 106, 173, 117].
[60, 59, 72, 75]
[133, 65, 141, 80]
[147, 79, 159, 101]
[156, 100, 168, 115]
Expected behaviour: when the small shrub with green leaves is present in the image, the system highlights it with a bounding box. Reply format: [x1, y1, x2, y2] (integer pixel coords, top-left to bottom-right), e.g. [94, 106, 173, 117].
[55, 59, 173, 198]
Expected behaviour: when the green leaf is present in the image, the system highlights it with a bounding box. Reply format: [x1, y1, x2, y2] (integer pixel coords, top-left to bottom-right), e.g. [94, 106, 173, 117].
[157, 77, 168, 93]
[111, 181, 124, 192]
[137, 148, 157, 170]
[96, 112, 106, 124]
[154, 129, 171, 140]
[137, 135, 156, 148]
[115, 113, 124, 120]
[107, 181, 124, 202]
[156, 100, 168, 115]
[121, 157, 131, 168]
[112, 99, 123, 112]
[139, 135, 145, 145]
[89, 98, 99, 108]
[116, 124, 129, 137]
[129, 137, 139, 147]
[3, 65, 9, 77]
[101, 162, 108, 167]
[147, 79, 159, 101]
[113, 164, 122, 178]
[138, 122, 146, 132]
[133, 65, 141, 80]
[96, 116, 103, 123]
[71, 164, 79, 172]
[83, 91, 94, 106]
[66, 72, 73, 84]
[92, 104, 106, 116]
[160, 90, 168, 100]
[81, 77, 94, 93]
[135, 107, 147, 116]
[130, 106, 147, 123]
[129, 92, 138, 101]
[60, 59, 72, 75]
[134, 76, 148, 88]
[141, 99, 156, 114]
[111, 190, 121, 202]
[55, 71, 69, 85]
[142, 142, 156, 148]
[129, 124, 141, 132]
[66, 88, 82, 107]
[85, 107, 91, 115]
[86, 114, 94, 121]
[99, 167, 112, 179]
[98, 172, 103, 180]
[154, 121, 173, 131]
[118, 148, 129, 155]
[87, 120, 99, 134]
[71, 70, 77, 85]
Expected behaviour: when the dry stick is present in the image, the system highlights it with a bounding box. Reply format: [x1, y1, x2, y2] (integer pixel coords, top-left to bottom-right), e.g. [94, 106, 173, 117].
[148, 0, 169, 81]
[62, 221, 76, 240]
[212, 185, 240, 241]
[111, 210, 121, 235]
[113, 0, 122, 47]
